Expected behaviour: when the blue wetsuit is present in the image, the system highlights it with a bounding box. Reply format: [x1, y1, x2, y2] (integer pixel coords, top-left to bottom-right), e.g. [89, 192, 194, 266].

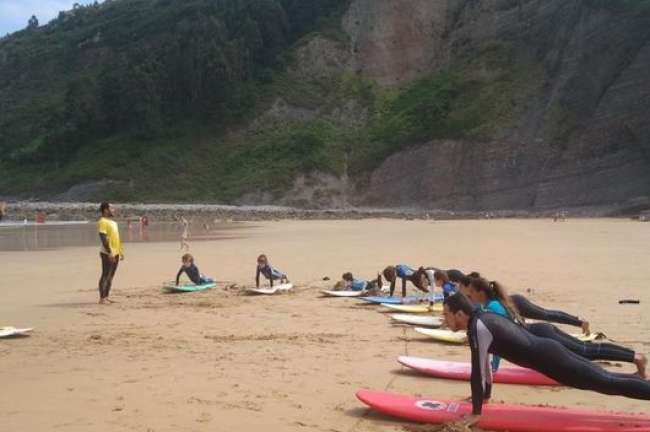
[350, 280, 368, 291]
[390, 264, 418, 297]
[395, 264, 415, 278]
[176, 263, 212, 285]
[442, 281, 457, 298]
[256, 263, 286, 287]
[484, 299, 509, 372]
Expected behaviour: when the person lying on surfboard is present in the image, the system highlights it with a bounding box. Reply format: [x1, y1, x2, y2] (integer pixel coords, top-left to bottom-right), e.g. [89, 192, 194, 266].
[462, 275, 648, 378]
[340, 272, 381, 295]
[433, 270, 457, 299]
[510, 292, 591, 335]
[383, 265, 428, 297]
[412, 267, 462, 298]
[256, 254, 289, 288]
[461, 277, 519, 372]
[442, 292, 650, 427]
[176, 253, 214, 286]
[458, 272, 591, 334]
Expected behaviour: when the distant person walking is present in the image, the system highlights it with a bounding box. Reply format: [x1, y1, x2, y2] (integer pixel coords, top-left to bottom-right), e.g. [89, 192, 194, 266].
[179, 215, 190, 251]
[98, 202, 123, 304]
[0, 201, 6, 221]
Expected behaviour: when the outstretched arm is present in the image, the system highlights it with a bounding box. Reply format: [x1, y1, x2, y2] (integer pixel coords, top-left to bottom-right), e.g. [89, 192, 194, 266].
[469, 319, 493, 415]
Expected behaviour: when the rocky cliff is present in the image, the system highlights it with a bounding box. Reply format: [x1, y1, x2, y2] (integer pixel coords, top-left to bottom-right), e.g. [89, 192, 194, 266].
[349, 0, 650, 210]
[1, 0, 648, 212]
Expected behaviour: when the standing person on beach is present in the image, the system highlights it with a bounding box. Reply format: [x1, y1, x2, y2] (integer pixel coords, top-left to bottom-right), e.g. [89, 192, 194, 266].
[179, 215, 190, 251]
[98, 202, 123, 304]
[0, 201, 6, 221]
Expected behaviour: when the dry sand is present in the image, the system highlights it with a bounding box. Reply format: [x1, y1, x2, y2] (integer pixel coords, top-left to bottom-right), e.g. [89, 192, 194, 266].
[1, 218, 649, 431]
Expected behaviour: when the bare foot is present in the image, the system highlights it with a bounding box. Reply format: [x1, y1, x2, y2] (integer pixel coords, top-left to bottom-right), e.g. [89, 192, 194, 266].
[98, 298, 107, 305]
[581, 320, 591, 335]
[634, 354, 647, 379]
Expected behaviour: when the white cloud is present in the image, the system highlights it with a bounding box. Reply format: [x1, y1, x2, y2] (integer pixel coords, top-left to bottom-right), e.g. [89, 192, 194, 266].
[0, 0, 100, 36]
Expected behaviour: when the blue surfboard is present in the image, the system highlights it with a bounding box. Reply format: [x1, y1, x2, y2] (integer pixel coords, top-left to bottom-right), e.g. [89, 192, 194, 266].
[360, 294, 443, 305]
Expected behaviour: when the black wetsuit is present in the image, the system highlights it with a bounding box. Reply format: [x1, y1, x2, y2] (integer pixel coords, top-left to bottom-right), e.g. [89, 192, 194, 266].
[176, 264, 202, 285]
[468, 310, 650, 415]
[526, 322, 635, 363]
[510, 294, 583, 327]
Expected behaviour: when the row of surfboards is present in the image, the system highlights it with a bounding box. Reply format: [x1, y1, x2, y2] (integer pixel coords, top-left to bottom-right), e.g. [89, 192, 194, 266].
[322, 291, 650, 431]
[162, 282, 293, 295]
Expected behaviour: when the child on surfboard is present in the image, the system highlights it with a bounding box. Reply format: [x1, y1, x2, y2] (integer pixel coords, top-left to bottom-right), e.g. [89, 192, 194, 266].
[383, 264, 429, 297]
[255, 254, 289, 288]
[338, 272, 381, 295]
[175, 253, 214, 286]
[433, 270, 457, 299]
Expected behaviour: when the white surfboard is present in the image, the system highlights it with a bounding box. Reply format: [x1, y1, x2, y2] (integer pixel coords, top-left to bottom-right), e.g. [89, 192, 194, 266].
[0, 327, 33, 338]
[321, 290, 365, 297]
[391, 314, 443, 327]
[247, 283, 293, 295]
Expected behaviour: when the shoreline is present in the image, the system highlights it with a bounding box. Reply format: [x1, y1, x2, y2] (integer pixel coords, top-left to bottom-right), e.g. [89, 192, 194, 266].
[1, 200, 645, 222]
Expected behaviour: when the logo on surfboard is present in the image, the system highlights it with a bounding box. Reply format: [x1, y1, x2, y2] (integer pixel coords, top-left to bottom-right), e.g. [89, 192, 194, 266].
[416, 400, 460, 413]
[416, 400, 447, 411]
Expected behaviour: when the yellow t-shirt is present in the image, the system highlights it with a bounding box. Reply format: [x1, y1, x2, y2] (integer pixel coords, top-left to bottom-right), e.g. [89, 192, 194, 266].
[98, 217, 123, 257]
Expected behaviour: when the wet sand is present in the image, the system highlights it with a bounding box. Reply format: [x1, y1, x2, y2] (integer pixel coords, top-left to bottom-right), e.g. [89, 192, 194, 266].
[1, 219, 649, 431]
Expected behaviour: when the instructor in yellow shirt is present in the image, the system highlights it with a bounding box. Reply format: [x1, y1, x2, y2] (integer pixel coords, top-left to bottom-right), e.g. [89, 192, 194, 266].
[98, 202, 124, 304]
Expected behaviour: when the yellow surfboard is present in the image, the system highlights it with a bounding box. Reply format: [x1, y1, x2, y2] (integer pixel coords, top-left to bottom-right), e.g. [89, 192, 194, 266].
[414, 328, 599, 344]
[573, 333, 601, 342]
[382, 303, 443, 314]
[414, 328, 467, 344]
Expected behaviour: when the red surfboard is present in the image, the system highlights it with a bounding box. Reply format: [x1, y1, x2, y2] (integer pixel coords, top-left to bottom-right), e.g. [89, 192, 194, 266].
[398, 356, 559, 386]
[356, 389, 650, 432]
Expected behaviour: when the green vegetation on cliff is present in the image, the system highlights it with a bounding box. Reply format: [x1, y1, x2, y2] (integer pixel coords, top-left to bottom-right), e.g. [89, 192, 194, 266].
[0, 0, 543, 201]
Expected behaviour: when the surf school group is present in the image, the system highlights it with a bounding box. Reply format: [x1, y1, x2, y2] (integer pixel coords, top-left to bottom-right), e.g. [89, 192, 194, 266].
[97, 201, 650, 430]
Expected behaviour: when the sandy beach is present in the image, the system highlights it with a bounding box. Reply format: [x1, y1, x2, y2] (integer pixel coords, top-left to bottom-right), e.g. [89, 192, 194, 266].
[1, 218, 649, 431]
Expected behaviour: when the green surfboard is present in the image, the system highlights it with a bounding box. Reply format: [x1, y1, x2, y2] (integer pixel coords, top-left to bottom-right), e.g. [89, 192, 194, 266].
[163, 282, 216, 293]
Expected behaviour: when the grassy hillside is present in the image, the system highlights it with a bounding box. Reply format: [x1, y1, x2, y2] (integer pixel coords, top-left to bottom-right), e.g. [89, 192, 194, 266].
[4, 0, 637, 202]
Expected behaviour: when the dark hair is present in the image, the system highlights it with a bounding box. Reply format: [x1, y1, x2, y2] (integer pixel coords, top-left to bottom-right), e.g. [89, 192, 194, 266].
[412, 267, 428, 290]
[443, 292, 474, 315]
[458, 271, 481, 288]
[433, 270, 449, 283]
[182, 253, 194, 263]
[469, 277, 521, 322]
[99, 202, 110, 214]
[257, 254, 268, 263]
[382, 266, 396, 281]
[342, 272, 353, 281]
[447, 269, 465, 283]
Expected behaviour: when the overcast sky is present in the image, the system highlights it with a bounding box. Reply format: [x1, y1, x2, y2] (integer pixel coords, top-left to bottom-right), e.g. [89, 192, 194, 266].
[0, 0, 100, 36]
